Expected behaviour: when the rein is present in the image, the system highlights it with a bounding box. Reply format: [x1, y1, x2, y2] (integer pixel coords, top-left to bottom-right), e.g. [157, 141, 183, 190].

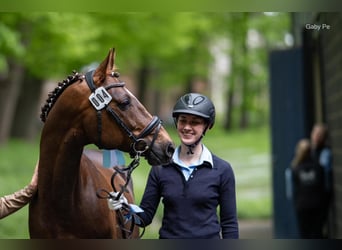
[96, 152, 146, 239]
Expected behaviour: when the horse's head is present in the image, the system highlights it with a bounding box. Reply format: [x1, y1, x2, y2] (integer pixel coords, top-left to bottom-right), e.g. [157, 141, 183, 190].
[41, 48, 174, 165]
[84, 48, 176, 165]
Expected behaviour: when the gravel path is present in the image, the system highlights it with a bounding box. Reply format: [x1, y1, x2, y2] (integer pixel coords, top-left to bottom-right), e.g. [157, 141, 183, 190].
[239, 219, 273, 239]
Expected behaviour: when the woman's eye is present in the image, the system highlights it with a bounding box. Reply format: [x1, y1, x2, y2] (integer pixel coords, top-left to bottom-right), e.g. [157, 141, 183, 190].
[191, 121, 201, 126]
[178, 119, 202, 126]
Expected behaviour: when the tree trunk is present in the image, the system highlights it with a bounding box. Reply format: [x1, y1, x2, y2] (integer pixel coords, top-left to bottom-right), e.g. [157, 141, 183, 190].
[239, 42, 249, 129]
[153, 89, 161, 116]
[239, 13, 249, 129]
[186, 75, 194, 93]
[11, 72, 43, 141]
[224, 85, 234, 130]
[137, 56, 149, 105]
[223, 14, 239, 131]
[0, 59, 25, 145]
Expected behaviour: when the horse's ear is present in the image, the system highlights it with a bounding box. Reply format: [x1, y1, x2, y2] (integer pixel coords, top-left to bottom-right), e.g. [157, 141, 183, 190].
[93, 48, 116, 83]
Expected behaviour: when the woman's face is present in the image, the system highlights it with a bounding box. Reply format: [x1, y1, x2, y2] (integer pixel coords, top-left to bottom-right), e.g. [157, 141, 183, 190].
[176, 114, 207, 146]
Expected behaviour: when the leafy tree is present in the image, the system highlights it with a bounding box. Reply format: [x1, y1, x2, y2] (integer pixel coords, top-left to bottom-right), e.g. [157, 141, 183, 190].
[208, 12, 291, 130]
[0, 13, 103, 143]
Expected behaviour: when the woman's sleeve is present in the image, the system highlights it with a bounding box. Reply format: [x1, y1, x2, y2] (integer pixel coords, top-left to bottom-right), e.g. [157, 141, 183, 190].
[136, 166, 162, 227]
[219, 163, 239, 239]
[0, 184, 37, 219]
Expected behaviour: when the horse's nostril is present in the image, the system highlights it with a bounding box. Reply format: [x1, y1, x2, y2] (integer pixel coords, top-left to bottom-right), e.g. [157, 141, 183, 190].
[166, 143, 175, 157]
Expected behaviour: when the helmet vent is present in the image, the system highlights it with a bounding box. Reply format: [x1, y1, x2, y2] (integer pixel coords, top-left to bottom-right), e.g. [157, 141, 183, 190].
[193, 96, 205, 105]
[184, 94, 205, 107]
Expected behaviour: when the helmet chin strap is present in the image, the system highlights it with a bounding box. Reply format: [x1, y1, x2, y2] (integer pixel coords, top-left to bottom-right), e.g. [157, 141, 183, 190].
[184, 125, 209, 155]
[185, 135, 203, 155]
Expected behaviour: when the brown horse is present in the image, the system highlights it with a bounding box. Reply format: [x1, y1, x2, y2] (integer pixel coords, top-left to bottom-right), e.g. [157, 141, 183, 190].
[29, 48, 175, 238]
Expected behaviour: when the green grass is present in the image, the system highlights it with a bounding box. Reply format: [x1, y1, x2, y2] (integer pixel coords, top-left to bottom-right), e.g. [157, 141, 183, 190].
[0, 139, 39, 239]
[0, 125, 272, 239]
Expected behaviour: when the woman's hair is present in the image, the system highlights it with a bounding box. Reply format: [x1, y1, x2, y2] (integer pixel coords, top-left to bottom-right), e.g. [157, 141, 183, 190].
[291, 138, 311, 169]
[311, 123, 329, 148]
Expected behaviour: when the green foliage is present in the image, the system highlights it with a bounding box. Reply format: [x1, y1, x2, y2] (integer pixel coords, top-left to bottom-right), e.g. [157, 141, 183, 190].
[22, 13, 103, 77]
[0, 12, 290, 86]
[0, 13, 25, 56]
[0, 13, 25, 73]
[0, 12, 291, 132]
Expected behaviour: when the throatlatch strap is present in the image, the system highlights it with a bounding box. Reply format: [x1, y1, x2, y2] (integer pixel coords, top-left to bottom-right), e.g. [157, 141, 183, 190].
[85, 70, 96, 92]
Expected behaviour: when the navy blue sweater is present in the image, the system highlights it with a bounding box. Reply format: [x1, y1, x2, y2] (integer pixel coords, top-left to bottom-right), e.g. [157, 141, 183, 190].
[137, 154, 239, 239]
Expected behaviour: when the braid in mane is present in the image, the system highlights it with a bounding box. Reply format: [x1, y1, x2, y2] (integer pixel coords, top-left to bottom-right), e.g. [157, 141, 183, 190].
[40, 70, 82, 122]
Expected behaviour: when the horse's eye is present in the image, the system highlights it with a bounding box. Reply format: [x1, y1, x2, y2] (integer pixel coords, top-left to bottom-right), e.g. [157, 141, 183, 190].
[118, 99, 131, 110]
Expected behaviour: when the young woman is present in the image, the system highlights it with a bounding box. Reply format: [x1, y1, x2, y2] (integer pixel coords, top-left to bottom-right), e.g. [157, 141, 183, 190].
[109, 93, 239, 239]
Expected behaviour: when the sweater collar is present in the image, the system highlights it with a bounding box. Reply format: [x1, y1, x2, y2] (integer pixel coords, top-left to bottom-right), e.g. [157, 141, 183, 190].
[172, 144, 213, 168]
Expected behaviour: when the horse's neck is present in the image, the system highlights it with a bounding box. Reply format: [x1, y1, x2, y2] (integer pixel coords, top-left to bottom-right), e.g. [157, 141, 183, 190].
[39, 125, 86, 198]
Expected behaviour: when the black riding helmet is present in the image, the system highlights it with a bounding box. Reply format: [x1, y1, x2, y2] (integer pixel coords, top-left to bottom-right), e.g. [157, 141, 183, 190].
[172, 93, 216, 130]
[172, 93, 215, 154]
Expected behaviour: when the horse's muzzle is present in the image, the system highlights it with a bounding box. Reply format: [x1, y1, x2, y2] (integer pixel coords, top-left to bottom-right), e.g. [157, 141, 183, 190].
[145, 142, 175, 166]
[166, 142, 175, 158]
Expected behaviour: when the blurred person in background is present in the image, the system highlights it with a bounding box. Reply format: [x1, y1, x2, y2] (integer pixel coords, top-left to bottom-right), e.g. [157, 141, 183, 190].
[287, 123, 333, 238]
[291, 139, 326, 238]
[310, 123, 333, 237]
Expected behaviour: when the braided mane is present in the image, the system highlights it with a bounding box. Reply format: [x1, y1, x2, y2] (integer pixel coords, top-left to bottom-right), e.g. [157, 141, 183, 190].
[40, 71, 83, 122]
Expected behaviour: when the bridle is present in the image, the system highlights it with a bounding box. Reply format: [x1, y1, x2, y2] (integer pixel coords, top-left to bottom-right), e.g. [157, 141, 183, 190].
[85, 69, 161, 238]
[85, 70, 162, 158]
